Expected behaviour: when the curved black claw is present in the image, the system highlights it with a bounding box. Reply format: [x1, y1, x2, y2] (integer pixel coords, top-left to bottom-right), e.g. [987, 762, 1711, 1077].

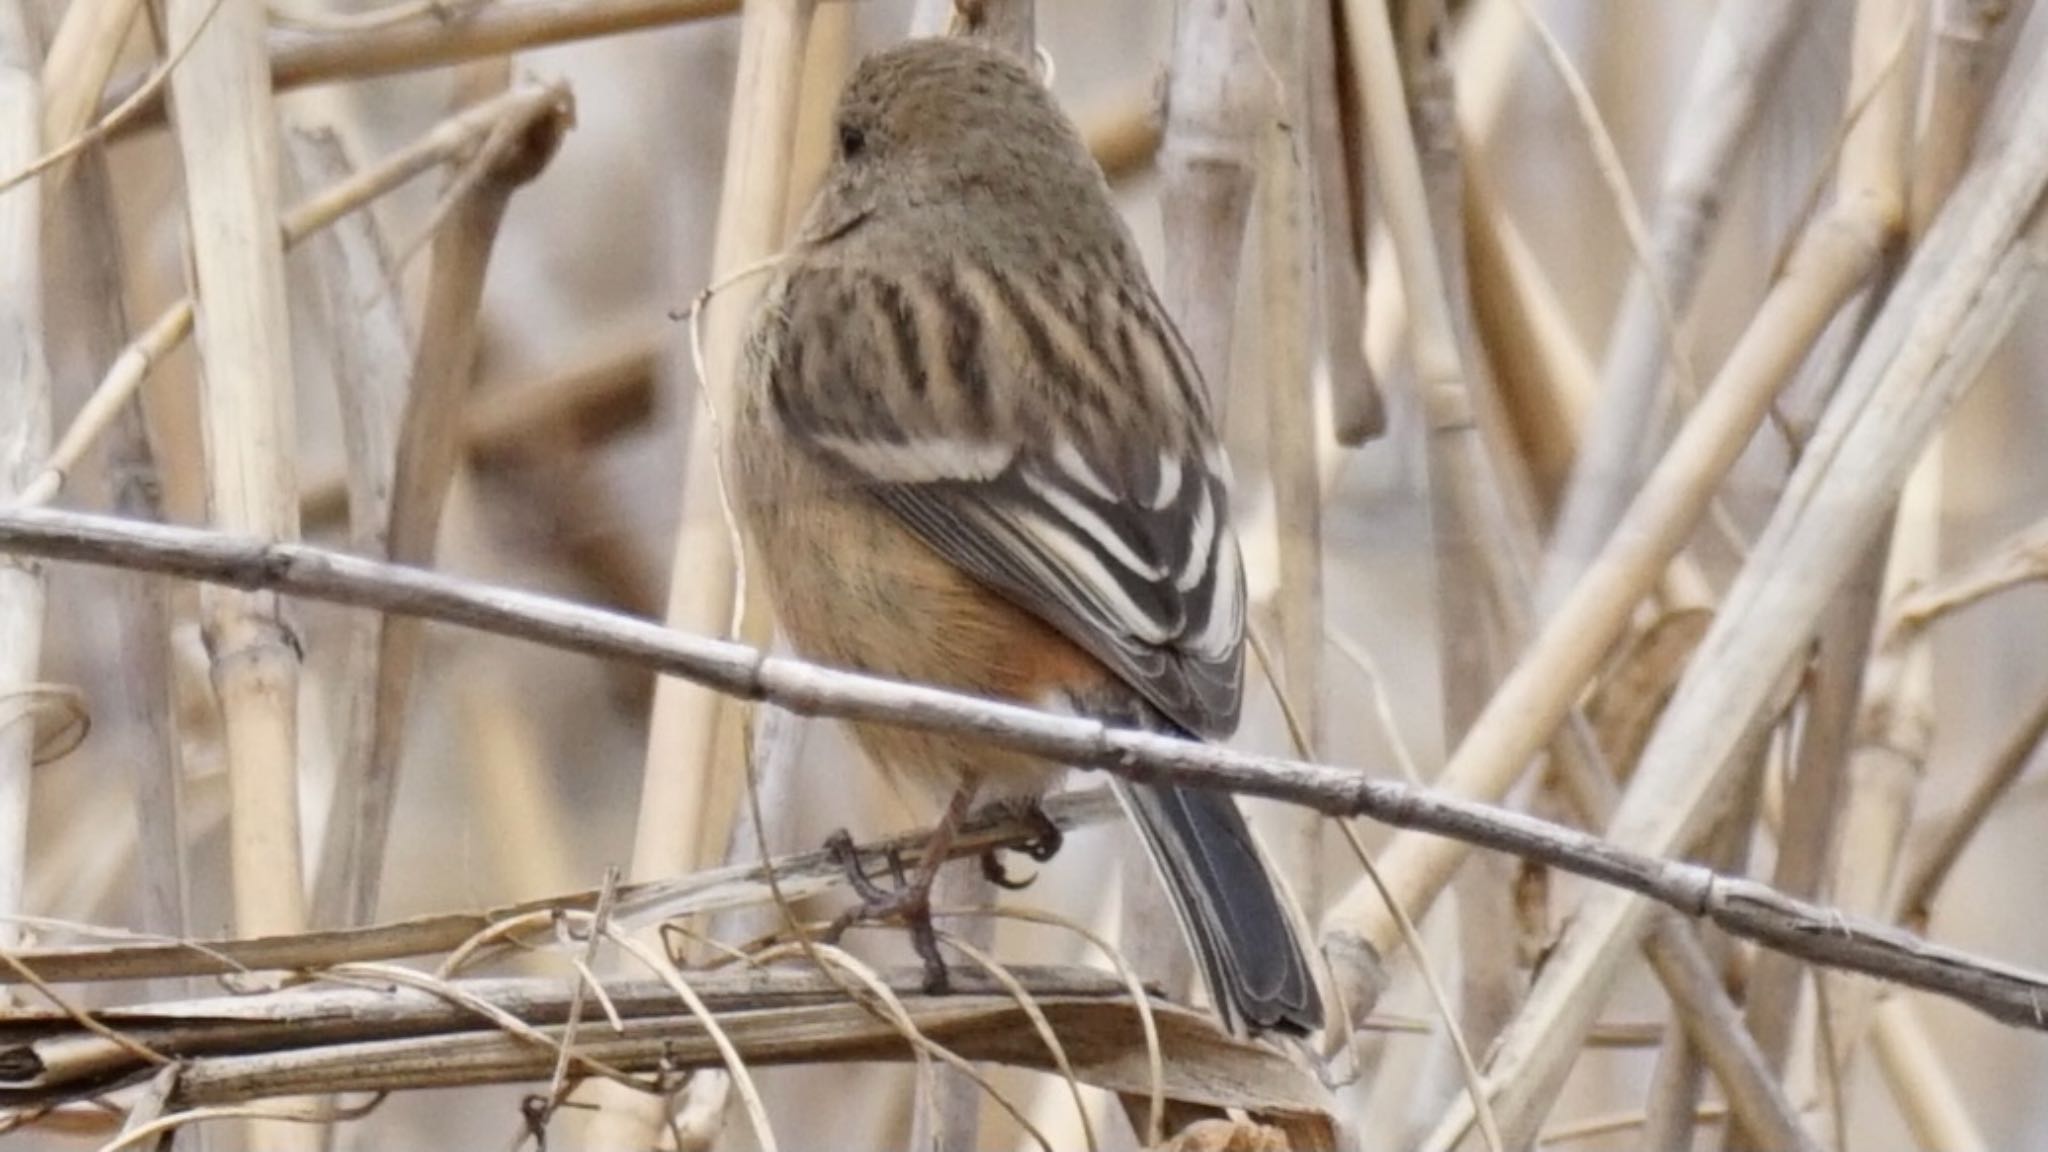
[980, 849, 1037, 891]
[1019, 805, 1064, 862]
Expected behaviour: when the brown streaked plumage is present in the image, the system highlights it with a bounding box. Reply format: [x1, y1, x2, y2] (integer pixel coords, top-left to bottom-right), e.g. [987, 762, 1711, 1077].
[730, 36, 1321, 1037]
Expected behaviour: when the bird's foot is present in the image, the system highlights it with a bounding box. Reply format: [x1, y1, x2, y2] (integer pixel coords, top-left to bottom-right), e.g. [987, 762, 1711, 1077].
[822, 827, 950, 994]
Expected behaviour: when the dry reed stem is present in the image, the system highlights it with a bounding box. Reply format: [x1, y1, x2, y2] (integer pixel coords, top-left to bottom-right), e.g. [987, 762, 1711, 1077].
[1893, 689, 2048, 932]
[1870, 993, 1988, 1151]
[315, 64, 569, 930]
[1307, 0, 1379, 445]
[1819, 3, 2030, 1139]
[34, 83, 569, 500]
[1332, 85, 1902, 997]
[628, 0, 811, 905]
[93, 0, 735, 121]
[43, 971, 1328, 1121]
[1462, 158, 1591, 517]
[24, 80, 565, 510]
[1251, 0, 1328, 920]
[1327, 13, 1799, 1136]
[1421, 42, 2048, 1152]
[1738, 1, 1928, 1082]
[459, 670, 577, 900]
[2, 787, 1121, 986]
[1158, 0, 1263, 422]
[17, 513, 2048, 1037]
[36, 0, 143, 189]
[1890, 511, 2048, 630]
[0, 0, 49, 970]
[1542, 0, 1812, 584]
[45, 141, 190, 955]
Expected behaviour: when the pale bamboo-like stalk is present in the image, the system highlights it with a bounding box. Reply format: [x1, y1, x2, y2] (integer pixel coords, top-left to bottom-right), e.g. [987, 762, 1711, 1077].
[1542, 0, 1813, 591]
[37, 0, 144, 190]
[162, 0, 312, 1142]
[1314, 0, 1522, 498]
[1869, 994, 1989, 1151]
[163, 0, 305, 937]
[286, 122, 412, 929]
[1252, 0, 1326, 916]
[599, 1, 815, 1145]
[1820, 5, 2029, 1142]
[1892, 688, 2048, 932]
[1657, 762, 1765, 1152]
[1420, 56, 2048, 1152]
[1735, 555, 1876, 1086]
[1157, 0, 1262, 422]
[0, 0, 49, 970]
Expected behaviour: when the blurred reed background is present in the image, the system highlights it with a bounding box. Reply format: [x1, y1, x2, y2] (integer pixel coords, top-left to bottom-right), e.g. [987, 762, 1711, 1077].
[10, 0, 2048, 1148]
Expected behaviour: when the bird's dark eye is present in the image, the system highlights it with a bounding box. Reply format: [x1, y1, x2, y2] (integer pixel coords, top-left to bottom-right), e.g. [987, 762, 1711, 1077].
[838, 121, 867, 159]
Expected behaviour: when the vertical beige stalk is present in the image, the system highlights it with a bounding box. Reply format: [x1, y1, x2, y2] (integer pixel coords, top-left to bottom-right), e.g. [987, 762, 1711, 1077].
[165, 0, 307, 942]
[634, 0, 812, 889]
[596, 2, 815, 1146]
[0, 0, 49, 963]
[1251, 0, 1325, 910]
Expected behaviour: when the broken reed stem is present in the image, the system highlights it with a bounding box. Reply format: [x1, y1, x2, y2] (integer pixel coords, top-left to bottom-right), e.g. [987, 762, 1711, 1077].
[314, 67, 570, 931]
[0, 0, 50, 968]
[14, 510, 2048, 1039]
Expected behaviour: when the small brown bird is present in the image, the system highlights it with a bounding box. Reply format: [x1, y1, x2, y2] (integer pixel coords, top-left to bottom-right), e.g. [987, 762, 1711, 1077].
[731, 36, 1322, 1036]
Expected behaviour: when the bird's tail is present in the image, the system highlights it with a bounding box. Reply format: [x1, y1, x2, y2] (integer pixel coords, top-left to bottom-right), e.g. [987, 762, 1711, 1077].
[1112, 773, 1324, 1037]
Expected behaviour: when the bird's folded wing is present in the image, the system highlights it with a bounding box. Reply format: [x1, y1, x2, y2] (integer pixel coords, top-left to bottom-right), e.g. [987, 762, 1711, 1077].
[752, 259, 1246, 737]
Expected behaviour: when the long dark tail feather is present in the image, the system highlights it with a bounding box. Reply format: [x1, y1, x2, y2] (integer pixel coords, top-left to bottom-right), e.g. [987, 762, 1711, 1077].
[1113, 775, 1324, 1037]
